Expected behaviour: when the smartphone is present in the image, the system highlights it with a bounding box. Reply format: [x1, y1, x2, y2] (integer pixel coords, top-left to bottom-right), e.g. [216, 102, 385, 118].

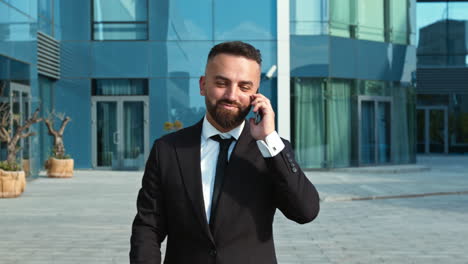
[253, 90, 263, 124]
[254, 110, 262, 124]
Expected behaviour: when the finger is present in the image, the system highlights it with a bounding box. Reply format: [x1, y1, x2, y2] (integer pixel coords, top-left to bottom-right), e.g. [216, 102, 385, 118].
[251, 97, 271, 108]
[253, 101, 271, 114]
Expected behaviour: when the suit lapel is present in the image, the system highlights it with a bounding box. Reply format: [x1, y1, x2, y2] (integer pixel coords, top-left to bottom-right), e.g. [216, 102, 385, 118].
[174, 119, 214, 243]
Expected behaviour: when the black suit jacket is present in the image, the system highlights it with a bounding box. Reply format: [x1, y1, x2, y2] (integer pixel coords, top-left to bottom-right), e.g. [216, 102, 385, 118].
[130, 119, 320, 264]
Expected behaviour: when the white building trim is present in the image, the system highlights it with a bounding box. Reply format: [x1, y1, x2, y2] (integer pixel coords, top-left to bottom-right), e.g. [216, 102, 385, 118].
[277, 0, 291, 140]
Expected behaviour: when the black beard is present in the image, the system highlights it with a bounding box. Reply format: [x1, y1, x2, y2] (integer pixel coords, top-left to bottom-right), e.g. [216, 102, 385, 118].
[206, 98, 251, 130]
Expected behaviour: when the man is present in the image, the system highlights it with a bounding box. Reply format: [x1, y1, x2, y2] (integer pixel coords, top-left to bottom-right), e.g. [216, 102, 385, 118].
[130, 41, 320, 264]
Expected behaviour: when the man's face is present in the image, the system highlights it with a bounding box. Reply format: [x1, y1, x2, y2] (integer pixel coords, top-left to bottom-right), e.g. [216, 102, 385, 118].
[200, 54, 261, 132]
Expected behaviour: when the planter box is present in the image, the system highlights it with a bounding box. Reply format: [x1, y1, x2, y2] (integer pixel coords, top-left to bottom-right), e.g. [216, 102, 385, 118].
[46, 158, 74, 178]
[0, 169, 26, 198]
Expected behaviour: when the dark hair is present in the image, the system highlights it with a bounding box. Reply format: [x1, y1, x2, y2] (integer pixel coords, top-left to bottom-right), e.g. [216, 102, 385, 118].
[207, 41, 262, 65]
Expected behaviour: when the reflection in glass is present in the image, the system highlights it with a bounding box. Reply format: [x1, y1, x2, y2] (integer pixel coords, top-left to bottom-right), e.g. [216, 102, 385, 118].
[326, 80, 351, 167]
[329, 0, 354, 38]
[291, 78, 325, 168]
[417, 2, 468, 67]
[93, 23, 147, 41]
[92, 0, 148, 40]
[390, 0, 408, 44]
[357, 0, 384, 42]
[291, 0, 326, 35]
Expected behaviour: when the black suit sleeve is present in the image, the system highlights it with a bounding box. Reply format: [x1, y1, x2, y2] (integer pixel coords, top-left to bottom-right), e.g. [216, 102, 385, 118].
[266, 139, 320, 224]
[130, 141, 167, 264]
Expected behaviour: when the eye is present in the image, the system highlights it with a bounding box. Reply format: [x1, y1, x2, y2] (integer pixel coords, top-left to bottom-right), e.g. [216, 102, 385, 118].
[216, 82, 227, 87]
[240, 86, 251, 91]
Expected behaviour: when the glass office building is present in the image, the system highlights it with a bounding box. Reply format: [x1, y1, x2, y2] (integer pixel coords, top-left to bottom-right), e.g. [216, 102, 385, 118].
[416, 0, 468, 154]
[0, 0, 416, 174]
[290, 0, 417, 168]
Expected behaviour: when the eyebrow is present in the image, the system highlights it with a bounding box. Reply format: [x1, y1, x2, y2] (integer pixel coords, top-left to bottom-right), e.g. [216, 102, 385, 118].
[215, 75, 253, 86]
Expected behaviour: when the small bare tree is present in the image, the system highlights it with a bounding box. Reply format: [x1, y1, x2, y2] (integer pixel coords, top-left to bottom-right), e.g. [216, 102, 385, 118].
[0, 102, 43, 168]
[44, 111, 71, 159]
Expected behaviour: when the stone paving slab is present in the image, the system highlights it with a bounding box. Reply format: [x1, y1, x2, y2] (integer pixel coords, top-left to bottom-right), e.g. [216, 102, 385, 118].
[1, 155, 468, 263]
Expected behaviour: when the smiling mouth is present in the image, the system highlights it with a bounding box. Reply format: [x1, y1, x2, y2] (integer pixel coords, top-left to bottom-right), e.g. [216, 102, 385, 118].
[220, 103, 237, 110]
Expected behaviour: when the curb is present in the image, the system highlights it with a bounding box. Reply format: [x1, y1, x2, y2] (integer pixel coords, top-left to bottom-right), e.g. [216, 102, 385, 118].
[330, 165, 430, 174]
[321, 190, 468, 202]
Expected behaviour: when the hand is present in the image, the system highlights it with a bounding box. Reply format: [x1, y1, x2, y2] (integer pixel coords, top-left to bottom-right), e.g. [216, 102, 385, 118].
[249, 93, 275, 141]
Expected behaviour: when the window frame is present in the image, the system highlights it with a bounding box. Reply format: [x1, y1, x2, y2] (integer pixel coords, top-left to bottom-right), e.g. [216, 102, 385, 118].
[91, 0, 150, 41]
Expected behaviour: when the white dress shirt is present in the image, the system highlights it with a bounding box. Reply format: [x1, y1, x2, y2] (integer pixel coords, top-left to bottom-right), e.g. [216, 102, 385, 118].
[200, 116, 285, 221]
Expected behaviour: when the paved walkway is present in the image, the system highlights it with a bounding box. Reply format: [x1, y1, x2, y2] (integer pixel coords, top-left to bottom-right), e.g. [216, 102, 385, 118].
[1, 155, 467, 263]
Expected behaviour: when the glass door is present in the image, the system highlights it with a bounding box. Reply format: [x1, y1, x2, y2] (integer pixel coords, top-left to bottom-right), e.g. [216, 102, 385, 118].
[96, 101, 118, 168]
[377, 101, 391, 163]
[92, 97, 148, 170]
[9, 83, 31, 162]
[361, 101, 375, 165]
[416, 106, 448, 154]
[359, 96, 392, 165]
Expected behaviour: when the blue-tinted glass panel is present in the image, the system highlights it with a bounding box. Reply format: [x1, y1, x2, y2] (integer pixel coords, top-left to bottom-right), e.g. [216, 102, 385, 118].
[214, 0, 275, 40]
[291, 0, 326, 35]
[290, 36, 329, 77]
[240, 41, 277, 75]
[58, 0, 90, 40]
[150, 0, 212, 40]
[8, 0, 37, 19]
[38, 0, 52, 21]
[38, 18, 52, 35]
[417, 2, 468, 67]
[8, 6, 35, 41]
[92, 42, 150, 77]
[151, 78, 205, 140]
[93, 0, 147, 22]
[93, 23, 148, 40]
[149, 41, 213, 78]
[10, 59, 30, 83]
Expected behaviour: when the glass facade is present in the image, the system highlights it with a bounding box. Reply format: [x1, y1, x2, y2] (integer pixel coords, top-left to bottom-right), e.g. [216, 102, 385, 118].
[292, 78, 416, 168]
[0, 0, 417, 171]
[328, 0, 411, 44]
[92, 0, 149, 40]
[417, 1, 468, 67]
[416, 1, 468, 155]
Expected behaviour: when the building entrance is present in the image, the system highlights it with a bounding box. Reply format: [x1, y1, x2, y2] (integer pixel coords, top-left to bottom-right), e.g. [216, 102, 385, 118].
[358, 96, 392, 165]
[91, 96, 149, 170]
[417, 106, 448, 154]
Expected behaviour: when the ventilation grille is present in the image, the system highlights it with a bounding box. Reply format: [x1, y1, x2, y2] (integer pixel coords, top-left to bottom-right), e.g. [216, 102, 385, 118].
[37, 31, 60, 79]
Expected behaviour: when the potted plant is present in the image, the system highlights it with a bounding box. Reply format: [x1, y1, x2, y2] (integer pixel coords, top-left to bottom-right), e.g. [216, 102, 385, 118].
[0, 102, 42, 198]
[43, 111, 73, 178]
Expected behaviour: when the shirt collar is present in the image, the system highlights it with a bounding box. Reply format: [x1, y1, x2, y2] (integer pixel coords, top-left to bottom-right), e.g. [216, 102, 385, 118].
[202, 115, 244, 141]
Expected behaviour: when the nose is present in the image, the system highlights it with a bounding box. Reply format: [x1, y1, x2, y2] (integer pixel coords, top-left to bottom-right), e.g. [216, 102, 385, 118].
[223, 85, 238, 101]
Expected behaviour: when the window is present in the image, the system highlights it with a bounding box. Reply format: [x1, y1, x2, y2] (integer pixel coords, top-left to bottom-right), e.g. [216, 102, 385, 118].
[92, 79, 148, 96]
[329, 0, 410, 45]
[417, 1, 468, 67]
[92, 0, 148, 41]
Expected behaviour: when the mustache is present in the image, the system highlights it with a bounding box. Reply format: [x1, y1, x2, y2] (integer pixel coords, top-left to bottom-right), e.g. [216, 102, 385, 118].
[216, 99, 242, 108]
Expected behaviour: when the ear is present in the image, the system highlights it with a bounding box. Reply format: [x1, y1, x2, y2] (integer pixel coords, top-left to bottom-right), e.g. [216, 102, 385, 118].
[199, 76, 206, 96]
